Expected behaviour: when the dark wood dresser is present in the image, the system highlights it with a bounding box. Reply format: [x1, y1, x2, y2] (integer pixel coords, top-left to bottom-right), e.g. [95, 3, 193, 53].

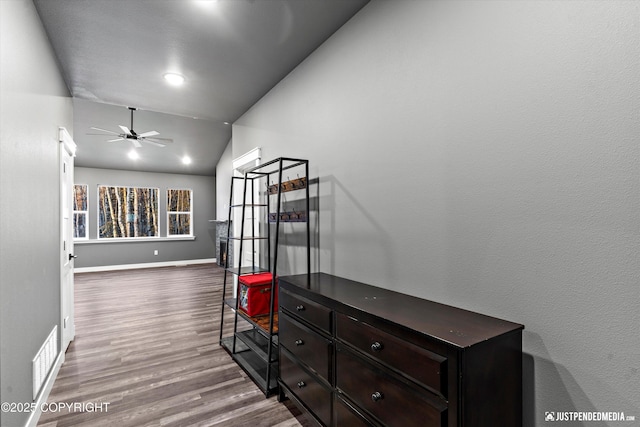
[277, 273, 524, 427]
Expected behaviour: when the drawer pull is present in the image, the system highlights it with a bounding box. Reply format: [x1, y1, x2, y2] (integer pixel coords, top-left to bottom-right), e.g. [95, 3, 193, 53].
[296, 305, 305, 311]
[371, 391, 384, 402]
[295, 339, 304, 346]
[297, 381, 306, 388]
[370, 341, 384, 352]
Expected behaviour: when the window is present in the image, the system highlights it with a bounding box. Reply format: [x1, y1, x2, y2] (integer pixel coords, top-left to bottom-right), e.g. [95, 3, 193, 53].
[167, 189, 192, 236]
[98, 186, 159, 238]
[73, 184, 88, 239]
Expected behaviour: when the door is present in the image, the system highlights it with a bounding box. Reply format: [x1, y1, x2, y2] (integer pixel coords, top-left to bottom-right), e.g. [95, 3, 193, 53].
[233, 148, 262, 269]
[59, 127, 76, 352]
[236, 170, 262, 269]
[232, 148, 262, 293]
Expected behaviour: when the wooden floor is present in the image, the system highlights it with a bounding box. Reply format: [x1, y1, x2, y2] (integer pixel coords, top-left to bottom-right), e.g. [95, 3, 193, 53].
[38, 264, 312, 427]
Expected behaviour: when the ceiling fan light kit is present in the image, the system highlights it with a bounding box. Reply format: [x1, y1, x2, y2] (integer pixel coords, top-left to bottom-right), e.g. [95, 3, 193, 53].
[89, 107, 174, 148]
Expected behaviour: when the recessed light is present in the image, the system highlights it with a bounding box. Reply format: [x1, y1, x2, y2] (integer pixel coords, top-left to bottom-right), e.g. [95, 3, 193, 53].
[163, 73, 185, 86]
[194, 0, 219, 9]
[223, 121, 230, 125]
[182, 156, 192, 165]
[128, 150, 139, 160]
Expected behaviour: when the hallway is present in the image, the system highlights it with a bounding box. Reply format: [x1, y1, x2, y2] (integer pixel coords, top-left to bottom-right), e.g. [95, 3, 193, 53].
[38, 264, 308, 427]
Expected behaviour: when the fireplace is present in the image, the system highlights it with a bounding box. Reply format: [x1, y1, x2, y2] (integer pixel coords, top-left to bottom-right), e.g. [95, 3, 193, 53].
[219, 241, 227, 267]
[214, 220, 232, 267]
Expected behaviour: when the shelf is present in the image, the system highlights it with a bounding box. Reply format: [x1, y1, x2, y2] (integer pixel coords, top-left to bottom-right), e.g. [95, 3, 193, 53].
[219, 156, 309, 399]
[267, 177, 307, 195]
[235, 329, 278, 363]
[228, 236, 268, 240]
[244, 311, 278, 335]
[224, 298, 279, 335]
[269, 211, 307, 223]
[221, 337, 279, 396]
[226, 266, 270, 276]
[231, 203, 267, 208]
[244, 157, 308, 178]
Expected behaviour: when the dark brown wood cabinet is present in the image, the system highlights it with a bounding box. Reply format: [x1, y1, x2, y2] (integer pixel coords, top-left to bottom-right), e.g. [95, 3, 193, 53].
[278, 273, 524, 427]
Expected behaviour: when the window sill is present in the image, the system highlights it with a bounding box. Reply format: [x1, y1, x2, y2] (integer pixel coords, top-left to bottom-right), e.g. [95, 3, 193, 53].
[74, 236, 196, 245]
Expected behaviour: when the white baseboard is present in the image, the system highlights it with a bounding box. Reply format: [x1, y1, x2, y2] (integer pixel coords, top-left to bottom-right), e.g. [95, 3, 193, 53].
[25, 349, 65, 427]
[74, 258, 216, 273]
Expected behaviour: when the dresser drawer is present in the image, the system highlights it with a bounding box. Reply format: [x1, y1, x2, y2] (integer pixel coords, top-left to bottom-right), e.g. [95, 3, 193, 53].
[334, 395, 376, 427]
[336, 344, 447, 427]
[336, 312, 447, 397]
[280, 349, 332, 427]
[279, 312, 331, 381]
[280, 288, 331, 333]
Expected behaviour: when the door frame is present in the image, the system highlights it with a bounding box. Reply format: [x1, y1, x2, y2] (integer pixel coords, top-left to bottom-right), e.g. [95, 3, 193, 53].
[59, 127, 76, 352]
[231, 147, 262, 293]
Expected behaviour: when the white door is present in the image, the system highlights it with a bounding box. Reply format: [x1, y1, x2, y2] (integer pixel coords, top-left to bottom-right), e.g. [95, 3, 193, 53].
[232, 148, 264, 274]
[59, 127, 76, 352]
[233, 171, 263, 268]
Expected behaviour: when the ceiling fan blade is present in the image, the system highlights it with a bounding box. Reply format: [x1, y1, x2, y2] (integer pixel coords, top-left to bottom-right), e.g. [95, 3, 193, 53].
[146, 137, 173, 143]
[138, 130, 159, 138]
[107, 138, 124, 142]
[130, 139, 142, 148]
[119, 125, 132, 135]
[90, 126, 120, 135]
[145, 140, 166, 147]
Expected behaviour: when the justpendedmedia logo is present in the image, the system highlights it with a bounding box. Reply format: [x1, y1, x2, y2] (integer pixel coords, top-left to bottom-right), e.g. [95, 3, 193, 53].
[545, 411, 636, 422]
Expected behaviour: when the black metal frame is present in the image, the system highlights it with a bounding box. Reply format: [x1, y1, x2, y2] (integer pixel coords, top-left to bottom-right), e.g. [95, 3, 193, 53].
[218, 157, 310, 396]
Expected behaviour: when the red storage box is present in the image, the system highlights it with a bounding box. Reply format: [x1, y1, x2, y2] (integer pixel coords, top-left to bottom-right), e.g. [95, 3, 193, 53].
[238, 272, 278, 317]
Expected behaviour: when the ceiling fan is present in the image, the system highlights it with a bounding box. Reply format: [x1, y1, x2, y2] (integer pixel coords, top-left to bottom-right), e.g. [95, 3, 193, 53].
[89, 107, 173, 148]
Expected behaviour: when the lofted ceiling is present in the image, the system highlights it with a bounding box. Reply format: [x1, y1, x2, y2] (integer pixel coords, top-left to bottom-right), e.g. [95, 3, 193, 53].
[34, 0, 369, 175]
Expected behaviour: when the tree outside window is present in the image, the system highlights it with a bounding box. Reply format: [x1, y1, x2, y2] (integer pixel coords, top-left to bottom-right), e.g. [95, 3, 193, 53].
[98, 186, 159, 238]
[167, 189, 192, 236]
[73, 184, 88, 239]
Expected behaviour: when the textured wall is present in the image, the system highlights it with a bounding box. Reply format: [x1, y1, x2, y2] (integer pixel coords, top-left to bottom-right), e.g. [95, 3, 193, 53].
[0, 1, 73, 426]
[230, 1, 640, 424]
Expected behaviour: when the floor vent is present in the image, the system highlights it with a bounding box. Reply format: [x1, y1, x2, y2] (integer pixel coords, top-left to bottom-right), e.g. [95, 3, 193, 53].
[32, 326, 57, 400]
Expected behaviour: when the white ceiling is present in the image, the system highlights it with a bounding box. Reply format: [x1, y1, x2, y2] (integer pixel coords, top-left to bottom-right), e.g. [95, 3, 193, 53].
[34, 0, 369, 175]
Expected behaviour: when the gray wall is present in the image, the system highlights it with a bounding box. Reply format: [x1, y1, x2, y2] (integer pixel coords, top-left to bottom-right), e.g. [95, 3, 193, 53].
[215, 140, 233, 220]
[0, 1, 73, 426]
[229, 1, 640, 424]
[74, 167, 216, 268]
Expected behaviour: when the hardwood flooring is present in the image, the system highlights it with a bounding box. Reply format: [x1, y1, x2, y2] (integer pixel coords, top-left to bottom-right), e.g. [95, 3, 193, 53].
[38, 264, 312, 427]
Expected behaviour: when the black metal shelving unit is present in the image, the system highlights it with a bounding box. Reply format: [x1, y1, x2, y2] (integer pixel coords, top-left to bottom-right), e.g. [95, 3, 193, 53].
[218, 157, 310, 396]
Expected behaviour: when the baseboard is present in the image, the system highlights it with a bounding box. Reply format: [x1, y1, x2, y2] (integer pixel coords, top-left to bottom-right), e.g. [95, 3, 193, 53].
[74, 258, 216, 273]
[24, 349, 65, 427]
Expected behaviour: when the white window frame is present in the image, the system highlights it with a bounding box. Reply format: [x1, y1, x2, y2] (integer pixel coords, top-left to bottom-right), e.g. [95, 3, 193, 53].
[167, 188, 193, 237]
